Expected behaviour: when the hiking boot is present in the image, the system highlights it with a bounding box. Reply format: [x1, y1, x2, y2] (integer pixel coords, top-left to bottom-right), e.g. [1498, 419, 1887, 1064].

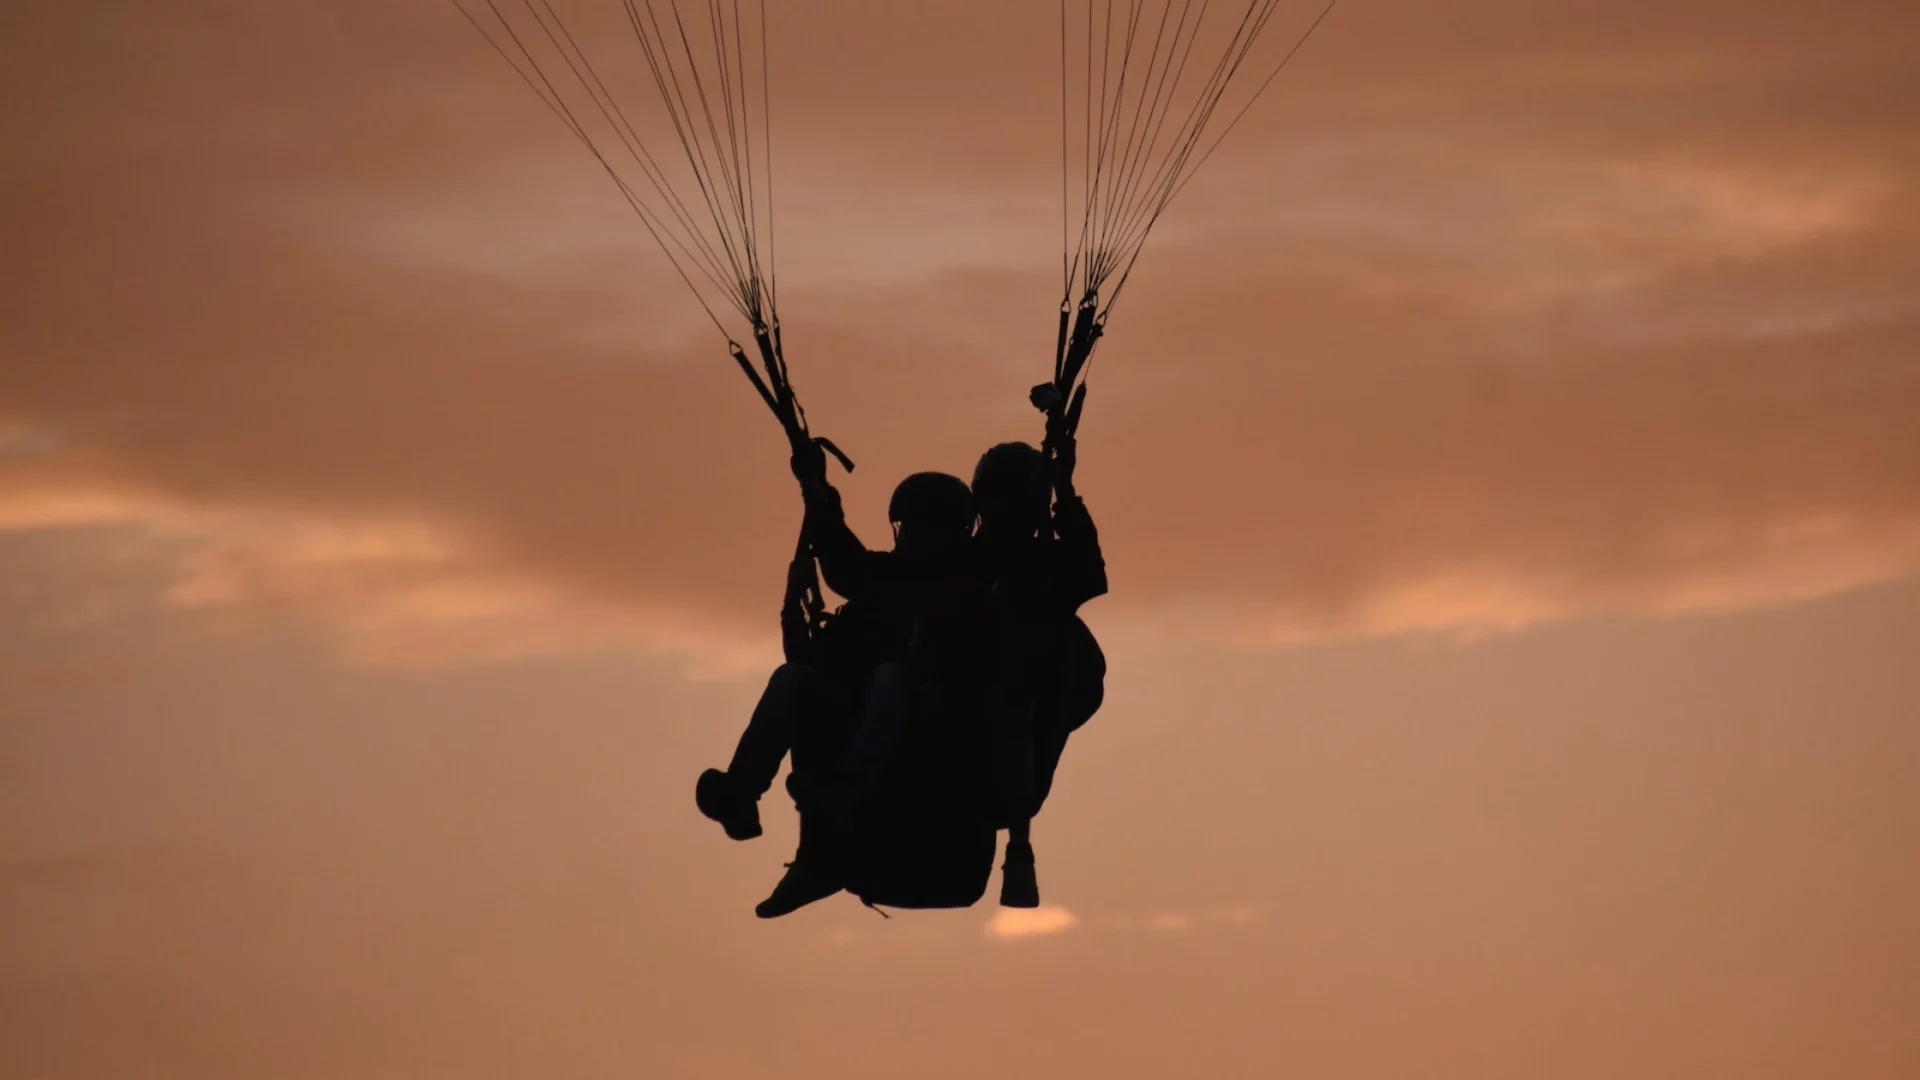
[1000, 840, 1039, 908]
[755, 859, 843, 918]
[695, 768, 762, 841]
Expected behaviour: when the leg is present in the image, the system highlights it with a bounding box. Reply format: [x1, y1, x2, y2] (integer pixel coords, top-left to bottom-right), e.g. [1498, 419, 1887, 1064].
[992, 697, 1037, 823]
[1008, 818, 1033, 852]
[996, 699, 1040, 909]
[840, 662, 914, 781]
[999, 618, 1103, 907]
[1029, 724, 1072, 814]
[998, 699, 1069, 905]
[726, 662, 817, 797]
[696, 662, 816, 841]
[756, 786, 848, 919]
[787, 662, 914, 833]
[1000, 816, 1039, 908]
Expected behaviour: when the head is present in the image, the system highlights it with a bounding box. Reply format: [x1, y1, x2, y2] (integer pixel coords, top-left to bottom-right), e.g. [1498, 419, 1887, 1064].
[887, 471, 976, 556]
[971, 442, 1050, 538]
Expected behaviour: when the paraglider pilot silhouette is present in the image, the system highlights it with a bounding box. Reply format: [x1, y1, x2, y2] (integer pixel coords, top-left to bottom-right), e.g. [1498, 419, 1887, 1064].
[696, 425, 1105, 917]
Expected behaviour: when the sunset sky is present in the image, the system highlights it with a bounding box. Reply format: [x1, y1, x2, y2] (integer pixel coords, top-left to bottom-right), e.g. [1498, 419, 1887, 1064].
[4, 1, 1919, 1076]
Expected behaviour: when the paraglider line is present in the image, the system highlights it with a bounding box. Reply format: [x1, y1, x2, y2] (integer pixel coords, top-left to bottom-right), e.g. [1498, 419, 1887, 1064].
[1171, 0, 1340, 204]
[526, 0, 743, 299]
[455, 0, 733, 334]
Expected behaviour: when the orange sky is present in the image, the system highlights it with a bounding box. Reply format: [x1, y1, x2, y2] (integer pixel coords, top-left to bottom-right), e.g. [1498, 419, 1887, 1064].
[4, 2, 1918, 1077]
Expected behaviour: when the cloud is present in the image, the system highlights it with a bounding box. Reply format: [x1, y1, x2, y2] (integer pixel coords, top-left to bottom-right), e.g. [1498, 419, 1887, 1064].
[985, 905, 1081, 941]
[3, 0, 1919, 666]
[0, 478, 780, 676]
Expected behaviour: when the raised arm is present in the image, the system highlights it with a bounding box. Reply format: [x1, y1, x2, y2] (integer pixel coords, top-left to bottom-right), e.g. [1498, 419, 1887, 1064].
[793, 445, 882, 603]
[779, 523, 820, 664]
[1048, 432, 1108, 610]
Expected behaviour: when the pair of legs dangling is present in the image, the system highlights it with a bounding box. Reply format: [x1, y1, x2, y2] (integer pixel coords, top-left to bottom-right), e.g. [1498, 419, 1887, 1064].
[698, 660, 1043, 916]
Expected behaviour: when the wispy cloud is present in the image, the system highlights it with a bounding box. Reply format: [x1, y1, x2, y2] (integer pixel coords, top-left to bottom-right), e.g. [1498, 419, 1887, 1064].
[0, 480, 780, 676]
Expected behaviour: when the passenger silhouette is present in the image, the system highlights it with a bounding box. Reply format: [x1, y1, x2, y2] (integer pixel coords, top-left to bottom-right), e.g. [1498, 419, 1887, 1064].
[970, 433, 1107, 907]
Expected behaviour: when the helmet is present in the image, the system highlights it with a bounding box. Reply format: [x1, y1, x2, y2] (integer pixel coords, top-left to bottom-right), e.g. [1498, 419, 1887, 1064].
[971, 441, 1046, 504]
[887, 472, 975, 533]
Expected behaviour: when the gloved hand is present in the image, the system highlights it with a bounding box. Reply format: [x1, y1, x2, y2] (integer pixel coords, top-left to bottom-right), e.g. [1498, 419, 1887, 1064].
[790, 439, 827, 489]
[786, 551, 818, 597]
[1049, 430, 1077, 493]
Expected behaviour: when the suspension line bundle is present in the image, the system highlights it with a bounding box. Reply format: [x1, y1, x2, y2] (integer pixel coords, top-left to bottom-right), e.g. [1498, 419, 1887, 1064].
[1040, 0, 1340, 445]
[452, 0, 847, 638]
[452, 0, 849, 466]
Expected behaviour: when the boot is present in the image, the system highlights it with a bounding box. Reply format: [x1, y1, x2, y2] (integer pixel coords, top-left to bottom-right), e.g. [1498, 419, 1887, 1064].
[755, 859, 843, 918]
[694, 768, 762, 841]
[999, 838, 1040, 908]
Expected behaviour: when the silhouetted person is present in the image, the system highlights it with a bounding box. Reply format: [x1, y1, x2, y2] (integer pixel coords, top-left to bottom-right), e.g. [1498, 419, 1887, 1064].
[970, 432, 1107, 907]
[696, 448, 988, 917]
